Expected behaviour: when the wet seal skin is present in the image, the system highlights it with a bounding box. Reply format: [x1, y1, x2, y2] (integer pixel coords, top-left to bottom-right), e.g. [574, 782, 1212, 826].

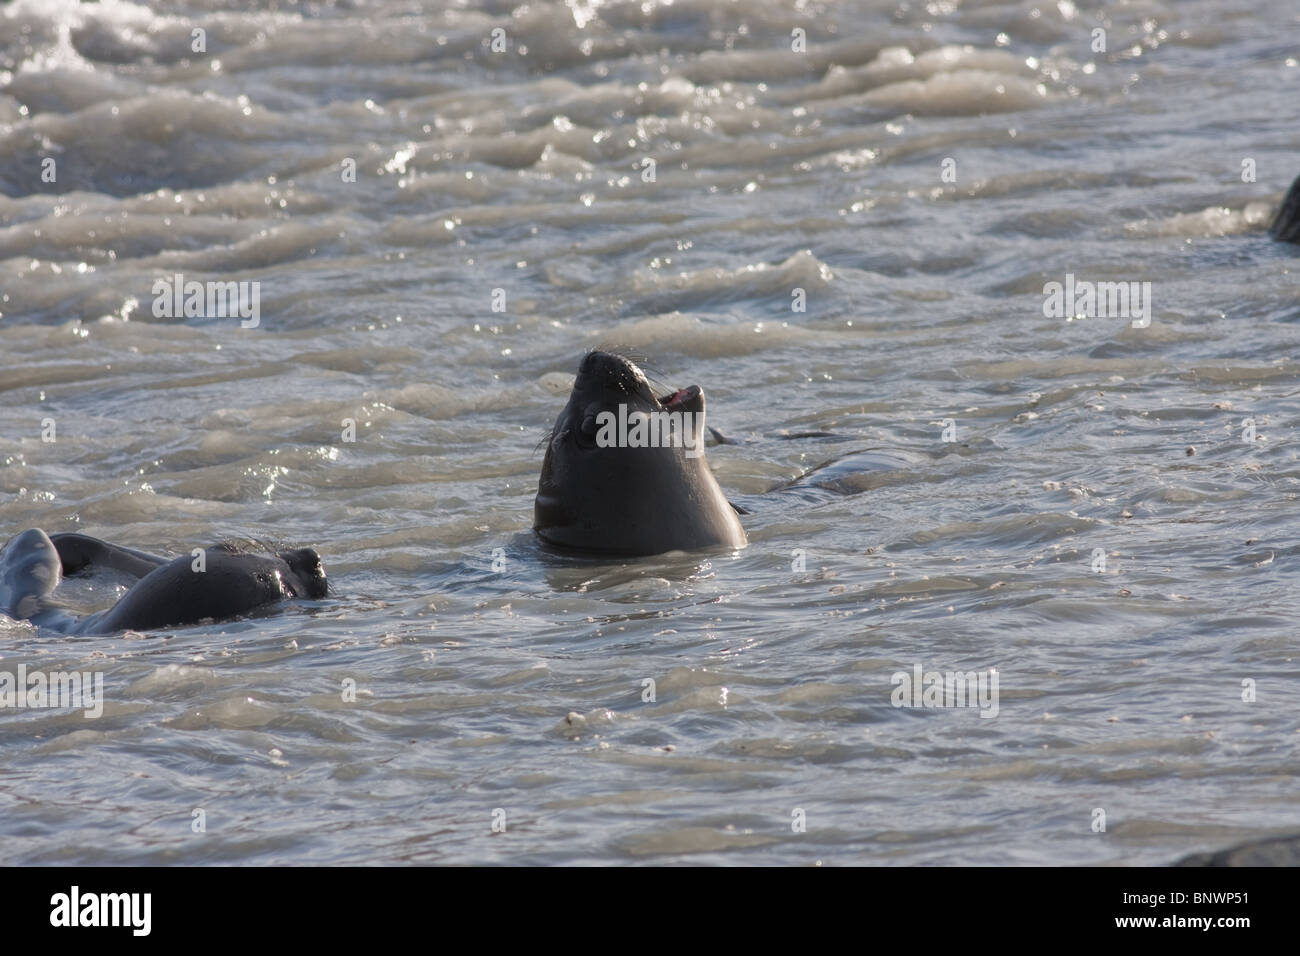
[1270, 172, 1300, 243]
[534, 351, 748, 557]
[1176, 833, 1300, 867]
[0, 529, 327, 635]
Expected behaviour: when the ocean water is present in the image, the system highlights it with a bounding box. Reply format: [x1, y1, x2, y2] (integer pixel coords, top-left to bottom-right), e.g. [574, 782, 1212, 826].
[0, 0, 1297, 865]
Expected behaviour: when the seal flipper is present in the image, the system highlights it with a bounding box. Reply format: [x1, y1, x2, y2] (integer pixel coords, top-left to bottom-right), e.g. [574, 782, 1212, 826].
[50, 533, 168, 579]
[1270, 173, 1300, 243]
[0, 529, 63, 623]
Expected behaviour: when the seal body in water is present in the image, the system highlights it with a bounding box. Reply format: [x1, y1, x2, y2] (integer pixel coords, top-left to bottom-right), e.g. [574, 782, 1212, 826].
[1271, 173, 1300, 243]
[534, 351, 747, 556]
[1176, 832, 1300, 866]
[0, 529, 326, 635]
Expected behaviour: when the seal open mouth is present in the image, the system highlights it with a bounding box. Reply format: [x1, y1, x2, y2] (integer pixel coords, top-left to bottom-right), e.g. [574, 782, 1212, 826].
[657, 384, 701, 411]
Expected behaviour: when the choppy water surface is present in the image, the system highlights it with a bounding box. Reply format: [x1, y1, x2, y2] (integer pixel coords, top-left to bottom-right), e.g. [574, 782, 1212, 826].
[1, 0, 1298, 866]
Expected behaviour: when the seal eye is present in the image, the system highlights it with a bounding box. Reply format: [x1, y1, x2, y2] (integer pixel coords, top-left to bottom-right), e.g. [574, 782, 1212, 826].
[578, 413, 599, 447]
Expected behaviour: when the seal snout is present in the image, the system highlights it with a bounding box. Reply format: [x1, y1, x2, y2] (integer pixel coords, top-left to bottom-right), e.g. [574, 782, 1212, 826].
[576, 350, 652, 398]
[577, 349, 630, 380]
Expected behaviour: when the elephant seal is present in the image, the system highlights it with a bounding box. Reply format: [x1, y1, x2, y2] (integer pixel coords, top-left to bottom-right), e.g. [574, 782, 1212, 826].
[0, 529, 326, 635]
[534, 351, 747, 556]
[1271, 172, 1300, 243]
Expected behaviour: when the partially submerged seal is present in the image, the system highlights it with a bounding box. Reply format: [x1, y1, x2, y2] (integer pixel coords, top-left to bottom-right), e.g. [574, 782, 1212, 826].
[534, 351, 747, 556]
[0, 529, 326, 634]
